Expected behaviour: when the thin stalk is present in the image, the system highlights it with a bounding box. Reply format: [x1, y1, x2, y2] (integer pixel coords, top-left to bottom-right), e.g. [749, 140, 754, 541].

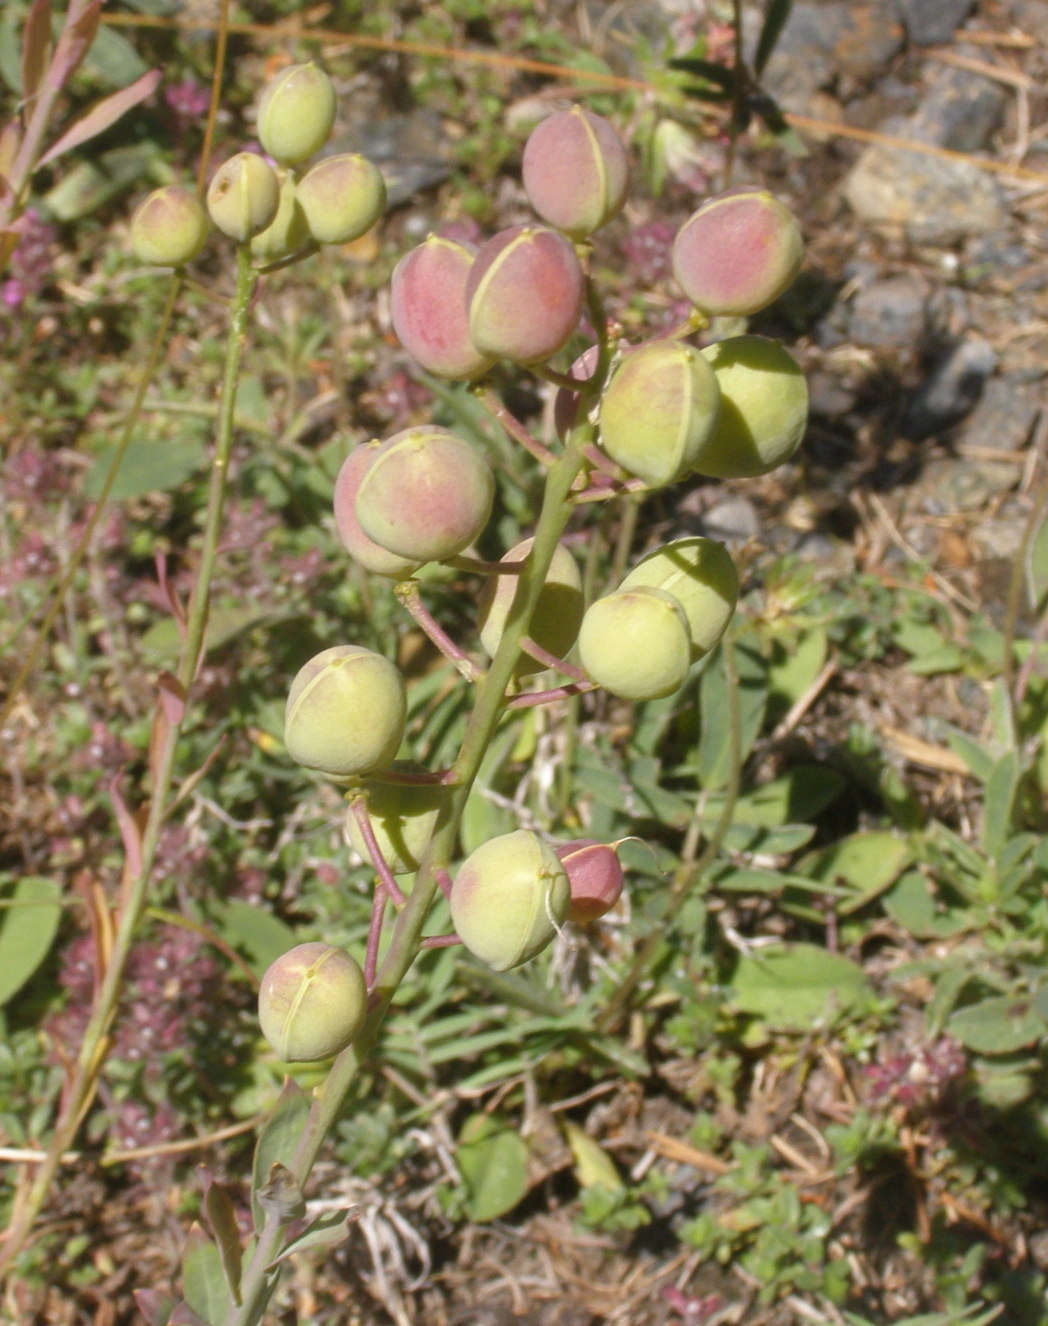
[0, 247, 259, 1275]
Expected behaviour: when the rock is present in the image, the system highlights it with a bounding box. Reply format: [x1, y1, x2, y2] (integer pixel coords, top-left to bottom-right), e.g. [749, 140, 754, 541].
[847, 275, 931, 349]
[913, 454, 1016, 511]
[907, 62, 1007, 154]
[953, 373, 1042, 454]
[901, 337, 996, 440]
[893, 0, 975, 45]
[761, 2, 905, 111]
[702, 496, 761, 544]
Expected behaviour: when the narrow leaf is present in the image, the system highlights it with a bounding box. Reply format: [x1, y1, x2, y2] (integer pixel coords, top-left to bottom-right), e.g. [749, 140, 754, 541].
[666, 56, 735, 93]
[38, 67, 161, 166]
[251, 1082, 309, 1232]
[0, 876, 62, 1006]
[50, 0, 102, 85]
[133, 1289, 177, 1326]
[266, 1210, 355, 1269]
[181, 1225, 232, 1326]
[201, 1171, 243, 1306]
[21, 0, 52, 101]
[982, 750, 1021, 864]
[754, 0, 794, 76]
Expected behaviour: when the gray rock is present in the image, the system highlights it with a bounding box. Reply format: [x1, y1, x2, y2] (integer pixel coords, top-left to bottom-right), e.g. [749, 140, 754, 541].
[913, 455, 1017, 511]
[901, 337, 996, 440]
[908, 61, 1007, 154]
[761, 2, 905, 110]
[954, 374, 1042, 454]
[848, 275, 931, 349]
[893, 0, 975, 45]
[702, 496, 761, 544]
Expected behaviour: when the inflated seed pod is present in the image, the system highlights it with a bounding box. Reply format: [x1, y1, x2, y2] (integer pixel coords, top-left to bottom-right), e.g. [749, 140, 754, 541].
[672, 188, 803, 316]
[619, 537, 738, 658]
[130, 186, 209, 267]
[556, 839, 625, 923]
[354, 426, 494, 564]
[250, 170, 310, 263]
[598, 340, 721, 488]
[285, 645, 406, 778]
[333, 443, 421, 580]
[258, 942, 366, 1062]
[206, 152, 280, 242]
[345, 762, 448, 875]
[465, 225, 584, 365]
[477, 537, 583, 676]
[390, 236, 495, 381]
[522, 105, 629, 239]
[256, 62, 337, 166]
[297, 153, 386, 245]
[450, 829, 570, 971]
[694, 335, 808, 479]
[578, 587, 692, 701]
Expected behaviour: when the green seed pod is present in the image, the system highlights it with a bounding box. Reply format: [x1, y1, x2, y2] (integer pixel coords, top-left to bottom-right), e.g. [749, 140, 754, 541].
[333, 442, 421, 580]
[258, 942, 366, 1062]
[354, 426, 494, 564]
[619, 537, 739, 658]
[346, 762, 448, 875]
[450, 829, 570, 971]
[256, 62, 337, 166]
[130, 186, 209, 267]
[285, 645, 406, 778]
[250, 170, 310, 264]
[578, 587, 692, 701]
[556, 839, 625, 923]
[673, 188, 803, 316]
[522, 105, 630, 239]
[598, 341, 721, 488]
[298, 153, 386, 244]
[206, 152, 280, 242]
[477, 537, 583, 676]
[695, 335, 808, 479]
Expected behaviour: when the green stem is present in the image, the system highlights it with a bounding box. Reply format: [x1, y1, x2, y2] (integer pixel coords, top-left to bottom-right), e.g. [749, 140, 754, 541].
[0, 247, 258, 1277]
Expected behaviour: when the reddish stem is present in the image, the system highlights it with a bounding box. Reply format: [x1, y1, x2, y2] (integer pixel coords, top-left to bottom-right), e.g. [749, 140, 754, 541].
[508, 680, 598, 709]
[478, 387, 558, 467]
[519, 638, 588, 680]
[395, 581, 483, 682]
[347, 794, 406, 907]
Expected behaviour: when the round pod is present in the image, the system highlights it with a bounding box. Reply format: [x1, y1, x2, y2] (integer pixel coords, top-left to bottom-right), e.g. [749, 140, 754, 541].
[298, 153, 386, 245]
[694, 335, 808, 479]
[258, 943, 366, 1062]
[333, 443, 421, 580]
[619, 537, 738, 658]
[450, 829, 570, 971]
[522, 105, 629, 239]
[477, 538, 583, 676]
[130, 186, 209, 267]
[206, 152, 280, 242]
[672, 188, 803, 316]
[390, 236, 496, 381]
[354, 426, 494, 564]
[556, 839, 625, 923]
[250, 170, 310, 264]
[598, 341, 721, 488]
[256, 62, 337, 166]
[466, 225, 584, 366]
[285, 645, 406, 778]
[346, 763, 448, 875]
[578, 587, 691, 701]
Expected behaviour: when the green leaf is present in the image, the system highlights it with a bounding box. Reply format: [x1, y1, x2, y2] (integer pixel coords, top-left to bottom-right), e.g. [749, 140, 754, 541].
[456, 1113, 529, 1222]
[730, 943, 871, 1030]
[211, 899, 297, 979]
[948, 996, 1047, 1055]
[754, 0, 794, 75]
[83, 437, 207, 500]
[0, 877, 62, 1006]
[800, 831, 911, 914]
[202, 1177, 242, 1306]
[139, 602, 274, 665]
[1026, 507, 1048, 612]
[564, 1121, 623, 1192]
[696, 641, 767, 790]
[42, 141, 160, 221]
[181, 1226, 232, 1326]
[82, 20, 148, 85]
[765, 625, 827, 724]
[883, 872, 968, 940]
[267, 1210, 355, 1268]
[981, 750, 1021, 863]
[251, 1081, 310, 1233]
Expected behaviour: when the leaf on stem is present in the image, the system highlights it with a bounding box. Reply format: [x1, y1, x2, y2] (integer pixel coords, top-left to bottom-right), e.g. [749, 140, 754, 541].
[49, 0, 101, 87]
[148, 671, 186, 790]
[265, 1210, 357, 1269]
[201, 1168, 244, 1306]
[181, 1223, 233, 1326]
[20, 0, 52, 103]
[0, 876, 62, 1006]
[251, 1081, 309, 1232]
[38, 68, 161, 167]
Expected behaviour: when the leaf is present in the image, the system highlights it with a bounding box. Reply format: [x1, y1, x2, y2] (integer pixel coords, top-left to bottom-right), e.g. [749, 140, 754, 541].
[666, 55, 735, 94]
[133, 1289, 177, 1326]
[252, 1081, 309, 1232]
[201, 1173, 243, 1306]
[181, 1225, 231, 1326]
[696, 641, 767, 790]
[948, 996, 1047, 1055]
[81, 19, 148, 85]
[266, 1210, 354, 1268]
[38, 68, 161, 167]
[21, 0, 51, 102]
[211, 899, 296, 979]
[766, 625, 827, 724]
[730, 943, 871, 1030]
[564, 1121, 623, 1192]
[883, 872, 968, 940]
[456, 1113, 529, 1222]
[83, 437, 207, 500]
[43, 140, 159, 221]
[256, 1162, 305, 1224]
[50, 0, 101, 85]
[801, 831, 912, 915]
[139, 603, 273, 664]
[0, 876, 62, 1006]
[754, 0, 794, 76]
[981, 749, 1021, 863]
[1026, 507, 1048, 612]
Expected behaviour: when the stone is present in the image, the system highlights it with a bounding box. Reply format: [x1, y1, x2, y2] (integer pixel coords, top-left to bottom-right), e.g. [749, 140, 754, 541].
[760, 2, 904, 111]
[848, 275, 930, 349]
[901, 337, 996, 440]
[893, 0, 975, 45]
[953, 374, 1042, 454]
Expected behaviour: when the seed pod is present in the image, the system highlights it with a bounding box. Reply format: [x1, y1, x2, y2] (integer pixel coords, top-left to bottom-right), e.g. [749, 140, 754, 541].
[598, 341, 721, 488]
[354, 426, 494, 564]
[390, 236, 496, 381]
[249, 170, 310, 264]
[556, 839, 625, 923]
[552, 345, 599, 441]
[285, 645, 406, 778]
[694, 335, 808, 478]
[298, 153, 387, 245]
[345, 762, 448, 875]
[578, 587, 691, 701]
[256, 62, 337, 166]
[130, 186, 209, 267]
[619, 537, 738, 658]
[522, 105, 629, 239]
[333, 443, 421, 579]
[450, 829, 570, 971]
[206, 152, 280, 242]
[477, 537, 583, 676]
[673, 188, 803, 316]
[258, 943, 366, 1062]
[466, 225, 584, 365]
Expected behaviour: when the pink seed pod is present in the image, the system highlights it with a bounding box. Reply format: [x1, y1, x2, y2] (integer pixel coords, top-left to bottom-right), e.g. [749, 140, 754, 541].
[466, 225, 584, 365]
[130, 186, 209, 267]
[354, 426, 494, 563]
[477, 537, 583, 677]
[556, 839, 625, 923]
[390, 236, 496, 381]
[522, 105, 630, 239]
[672, 188, 803, 317]
[333, 443, 421, 580]
[258, 943, 366, 1062]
